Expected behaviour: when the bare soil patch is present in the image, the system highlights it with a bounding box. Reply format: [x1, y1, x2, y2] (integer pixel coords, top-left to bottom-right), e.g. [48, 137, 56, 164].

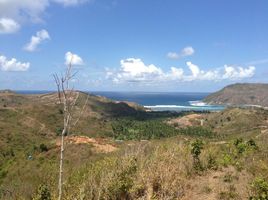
[168, 114, 203, 127]
[56, 135, 117, 153]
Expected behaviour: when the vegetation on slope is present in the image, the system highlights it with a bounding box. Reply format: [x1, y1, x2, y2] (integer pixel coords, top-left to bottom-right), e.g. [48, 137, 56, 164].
[1, 91, 268, 199]
[204, 83, 268, 107]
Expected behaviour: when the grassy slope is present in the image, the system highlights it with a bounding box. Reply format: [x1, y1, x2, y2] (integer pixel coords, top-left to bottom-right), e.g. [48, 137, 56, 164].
[204, 83, 268, 107]
[61, 107, 268, 200]
[1, 91, 268, 199]
[0, 91, 145, 198]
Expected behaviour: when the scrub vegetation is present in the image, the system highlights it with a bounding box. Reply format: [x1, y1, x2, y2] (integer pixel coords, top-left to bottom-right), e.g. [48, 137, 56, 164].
[1, 90, 268, 199]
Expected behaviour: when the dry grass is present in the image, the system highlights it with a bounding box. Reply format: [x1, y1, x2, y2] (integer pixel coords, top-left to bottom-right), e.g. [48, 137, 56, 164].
[167, 113, 203, 127]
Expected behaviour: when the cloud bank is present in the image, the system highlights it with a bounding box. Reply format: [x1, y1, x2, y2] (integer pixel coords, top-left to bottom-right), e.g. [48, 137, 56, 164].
[106, 58, 255, 84]
[0, 54, 30, 71]
[24, 29, 50, 52]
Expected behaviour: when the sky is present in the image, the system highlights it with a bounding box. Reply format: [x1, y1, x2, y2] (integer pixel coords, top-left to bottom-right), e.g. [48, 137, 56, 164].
[0, 0, 268, 92]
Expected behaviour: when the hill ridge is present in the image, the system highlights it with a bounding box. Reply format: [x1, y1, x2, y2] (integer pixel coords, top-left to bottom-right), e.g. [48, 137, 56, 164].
[204, 83, 268, 107]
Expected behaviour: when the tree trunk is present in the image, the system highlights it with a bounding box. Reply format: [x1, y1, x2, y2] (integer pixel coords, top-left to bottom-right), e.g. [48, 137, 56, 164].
[58, 128, 66, 200]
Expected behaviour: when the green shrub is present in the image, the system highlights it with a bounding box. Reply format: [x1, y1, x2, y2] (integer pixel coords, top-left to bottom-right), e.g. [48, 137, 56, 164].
[191, 139, 204, 171]
[221, 153, 233, 167]
[250, 178, 268, 200]
[207, 153, 218, 170]
[55, 127, 63, 136]
[233, 138, 258, 155]
[247, 139, 258, 149]
[32, 184, 51, 200]
[236, 142, 247, 154]
[39, 144, 48, 152]
[234, 138, 243, 147]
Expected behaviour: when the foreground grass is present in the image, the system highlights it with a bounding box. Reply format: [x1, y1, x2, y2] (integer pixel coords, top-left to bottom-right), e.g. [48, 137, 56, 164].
[26, 135, 268, 200]
[2, 130, 268, 199]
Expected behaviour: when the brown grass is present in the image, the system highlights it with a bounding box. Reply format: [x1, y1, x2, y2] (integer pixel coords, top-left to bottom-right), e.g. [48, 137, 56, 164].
[168, 114, 203, 127]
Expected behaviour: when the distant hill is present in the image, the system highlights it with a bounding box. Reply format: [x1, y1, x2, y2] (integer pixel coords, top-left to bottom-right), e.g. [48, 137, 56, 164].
[204, 83, 268, 107]
[0, 89, 15, 94]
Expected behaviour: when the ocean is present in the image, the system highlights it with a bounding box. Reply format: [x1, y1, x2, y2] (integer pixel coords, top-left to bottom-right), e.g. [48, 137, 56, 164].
[90, 91, 225, 112]
[15, 91, 225, 112]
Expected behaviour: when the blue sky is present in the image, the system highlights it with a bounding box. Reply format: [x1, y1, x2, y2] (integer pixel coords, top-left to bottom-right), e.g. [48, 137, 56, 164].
[0, 0, 268, 92]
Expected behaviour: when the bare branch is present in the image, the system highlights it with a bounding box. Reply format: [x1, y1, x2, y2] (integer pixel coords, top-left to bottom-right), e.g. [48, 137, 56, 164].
[72, 93, 89, 127]
[53, 74, 62, 103]
[54, 55, 88, 200]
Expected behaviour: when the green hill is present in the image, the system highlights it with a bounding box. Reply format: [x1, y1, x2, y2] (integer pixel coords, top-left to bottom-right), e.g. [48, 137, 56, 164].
[204, 83, 268, 107]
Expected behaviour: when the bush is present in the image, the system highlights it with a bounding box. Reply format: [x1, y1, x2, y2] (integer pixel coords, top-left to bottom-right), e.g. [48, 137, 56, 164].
[191, 139, 204, 171]
[32, 184, 51, 200]
[39, 144, 48, 152]
[234, 138, 243, 147]
[236, 142, 247, 154]
[221, 153, 233, 167]
[247, 139, 258, 149]
[207, 153, 218, 170]
[233, 138, 258, 155]
[250, 178, 268, 200]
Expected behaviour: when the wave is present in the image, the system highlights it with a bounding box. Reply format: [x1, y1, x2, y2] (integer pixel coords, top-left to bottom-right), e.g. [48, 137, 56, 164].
[189, 100, 210, 107]
[144, 104, 225, 111]
[144, 105, 193, 108]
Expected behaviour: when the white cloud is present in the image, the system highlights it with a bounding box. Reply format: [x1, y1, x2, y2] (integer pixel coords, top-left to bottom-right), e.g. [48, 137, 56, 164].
[187, 62, 200, 77]
[65, 51, 84, 65]
[109, 58, 164, 83]
[167, 46, 195, 59]
[24, 29, 50, 52]
[0, 0, 50, 24]
[0, 54, 30, 71]
[184, 62, 220, 81]
[167, 52, 179, 60]
[52, 0, 88, 7]
[181, 46, 195, 57]
[0, 0, 89, 33]
[0, 18, 20, 34]
[168, 67, 184, 80]
[223, 65, 255, 80]
[106, 58, 256, 84]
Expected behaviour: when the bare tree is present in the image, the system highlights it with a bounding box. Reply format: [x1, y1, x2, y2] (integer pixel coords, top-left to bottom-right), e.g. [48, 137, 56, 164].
[53, 58, 88, 200]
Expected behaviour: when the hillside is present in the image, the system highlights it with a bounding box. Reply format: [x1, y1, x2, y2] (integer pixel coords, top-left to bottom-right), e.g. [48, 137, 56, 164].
[204, 83, 268, 107]
[1, 91, 268, 199]
[0, 91, 149, 197]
